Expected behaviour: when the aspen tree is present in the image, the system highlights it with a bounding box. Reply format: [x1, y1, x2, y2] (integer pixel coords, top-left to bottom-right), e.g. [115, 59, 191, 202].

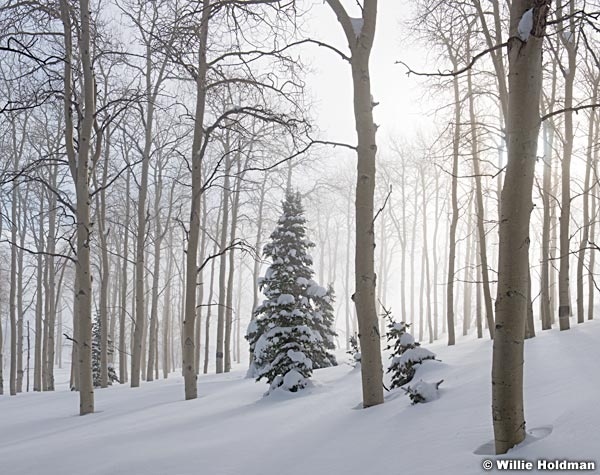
[324, 0, 383, 407]
[492, 0, 550, 454]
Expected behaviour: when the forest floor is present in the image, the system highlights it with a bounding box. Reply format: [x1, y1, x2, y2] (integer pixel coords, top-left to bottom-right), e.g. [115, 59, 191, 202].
[1, 320, 599, 475]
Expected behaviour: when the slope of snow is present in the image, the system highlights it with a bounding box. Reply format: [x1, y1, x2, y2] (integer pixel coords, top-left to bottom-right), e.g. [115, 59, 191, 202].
[1, 320, 599, 475]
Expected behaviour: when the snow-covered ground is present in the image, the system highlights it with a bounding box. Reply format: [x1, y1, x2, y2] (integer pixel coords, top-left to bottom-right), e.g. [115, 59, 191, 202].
[1, 320, 599, 475]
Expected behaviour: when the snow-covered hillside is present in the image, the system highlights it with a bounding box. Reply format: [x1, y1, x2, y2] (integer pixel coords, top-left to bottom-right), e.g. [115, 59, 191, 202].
[1, 321, 599, 475]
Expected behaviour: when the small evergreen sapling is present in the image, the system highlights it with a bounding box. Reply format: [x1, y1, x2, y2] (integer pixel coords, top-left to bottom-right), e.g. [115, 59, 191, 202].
[384, 309, 435, 388]
[404, 380, 444, 404]
[347, 334, 361, 365]
[92, 314, 119, 387]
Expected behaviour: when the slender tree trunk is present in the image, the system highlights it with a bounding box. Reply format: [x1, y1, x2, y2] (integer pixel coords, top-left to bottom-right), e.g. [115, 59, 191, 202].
[216, 149, 231, 374]
[588, 120, 599, 321]
[326, 0, 383, 407]
[476, 239, 483, 339]
[225, 158, 242, 372]
[576, 80, 598, 324]
[44, 169, 58, 391]
[557, 0, 577, 331]
[16, 188, 29, 393]
[182, 0, 210, 399]
[9, 161, 18, 396]
[467, 61, 495, 338]
[195, 193, 208, 374]
[76, 0, 95, 414]
[204, 243, 218, 375]
[251, 176, 267, 315]
[60, 0, 96, 414]
[540, 119, 554, 330]
[446, 66, 460, 346]
[410, 185, 418, 328]
[96, 129, 111, 389]
[34, 198, 44, 392]
[119, 167, 131, 383]
[163, 232, 174, 379]
[345, 187, 352, 347]
[421, 169, 433, 343]
[492, 0, 548, 454]
[147, 163, 167, 382]
[462, 198, 473, 337]
[235, 260, 243, 363]
[432, 170, 440, 340]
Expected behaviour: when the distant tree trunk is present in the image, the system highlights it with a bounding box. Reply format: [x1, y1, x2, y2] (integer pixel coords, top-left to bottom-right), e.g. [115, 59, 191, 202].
[476, 239, 483, 339]
[525, 269, 536, 339]
[131, 78, 153, 388]
[410, 185, 418, 328]
[16, 190, 27, 393]
[557, 0, 577, 331]
[119, 167, 131, 383]
[26, 321, 30, 392]
[44, 168, 58, 391]
[163, 231, 174, 379]
[540, 118, 554, 330]
[576, 79, 598, 324]
[421, 169, 433, 343]
[492, 0, 548, 454]
[147, 163, 173, 381]
[400, 161, 408, 324]
[141, 273, 149, 382]
[419, 245, 425, 342]
[325, 0, 383, 407]
[344, 187, 352, 348]
[216, 148, 231, 374]
[467, 59, 495, 338]
[204, 243, 219, 375]
[251, 176, 267, 315]
[235, 260, 243, 363]
[378, 202, 387, 335]
[95, 128, 111, 389]
[432, 169, 441, 340]
[9, 158, 18, 396]
[34, 198, 44, 392]
[195, 193, 208, 375]
[550, 161, 559, 325]
[109, 261, 119, 370]
[588, 120, 599, 321]
[462, 198, 473, 337]
[225, 157, 243, 373]
[442, 207, 449, 335]
[446, 64, 460, 347]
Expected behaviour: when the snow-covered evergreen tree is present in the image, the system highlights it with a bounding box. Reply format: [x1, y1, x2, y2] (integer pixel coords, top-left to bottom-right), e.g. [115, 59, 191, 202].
[347, 334, 361, 366]
[92, 314, 119, 388]
[246, 192, 332, 393]
[310, 283, 338, 368]
[385, 311, 435, 389]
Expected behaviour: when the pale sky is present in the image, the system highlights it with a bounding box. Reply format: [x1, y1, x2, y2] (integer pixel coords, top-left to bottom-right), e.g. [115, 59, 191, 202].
[303, 1, 430, 148]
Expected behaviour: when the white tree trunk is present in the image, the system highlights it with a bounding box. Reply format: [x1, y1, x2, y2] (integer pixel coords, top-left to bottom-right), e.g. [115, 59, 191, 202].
[492, 0, 548, 454]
